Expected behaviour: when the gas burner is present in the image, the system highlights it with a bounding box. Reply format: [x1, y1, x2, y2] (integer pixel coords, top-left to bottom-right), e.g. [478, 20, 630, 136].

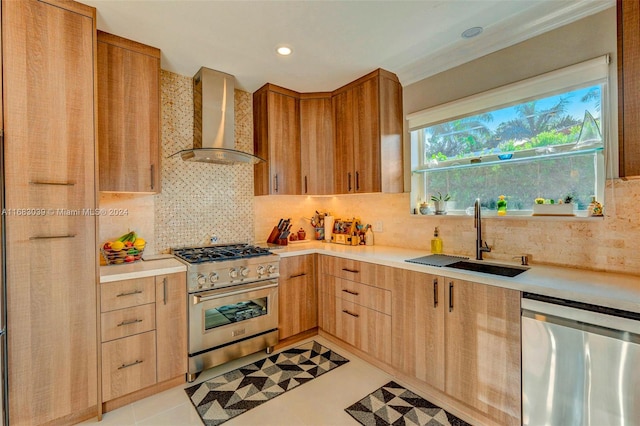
[172, 243, 272, 264]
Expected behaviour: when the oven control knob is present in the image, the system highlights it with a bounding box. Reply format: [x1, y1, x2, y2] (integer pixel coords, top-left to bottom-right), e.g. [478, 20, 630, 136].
[209, 272, 219, 283]
[267, 265, 276, 274]
[229, 268, 238, 279]
[240, 266, 249, 277]
[197, 274, 206, 287]
[256, 265, 265, 276]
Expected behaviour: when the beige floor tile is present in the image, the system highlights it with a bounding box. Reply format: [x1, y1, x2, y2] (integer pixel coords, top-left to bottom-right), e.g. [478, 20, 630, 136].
[90, 335, 395, 426]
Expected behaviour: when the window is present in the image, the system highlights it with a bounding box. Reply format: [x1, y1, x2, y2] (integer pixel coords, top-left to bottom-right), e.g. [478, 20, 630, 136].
[408, 56, 610, 215]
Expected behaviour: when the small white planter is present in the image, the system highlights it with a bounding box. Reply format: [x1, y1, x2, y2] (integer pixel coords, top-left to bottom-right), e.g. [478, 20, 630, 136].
[532, 203, 575, 216]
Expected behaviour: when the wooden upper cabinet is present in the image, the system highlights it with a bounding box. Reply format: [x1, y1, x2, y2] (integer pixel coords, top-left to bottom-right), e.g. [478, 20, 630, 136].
[300, 94, 334, 195]
[617, 0, 640, 178]
[253, 84, 301, 195]
[97, 31, 161, 193]
[332, 69, 403, 194]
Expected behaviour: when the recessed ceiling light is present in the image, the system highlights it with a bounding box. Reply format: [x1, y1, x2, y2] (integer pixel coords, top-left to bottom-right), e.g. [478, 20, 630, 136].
[461, 27, 483, 39]
[276, 46, 292, 56]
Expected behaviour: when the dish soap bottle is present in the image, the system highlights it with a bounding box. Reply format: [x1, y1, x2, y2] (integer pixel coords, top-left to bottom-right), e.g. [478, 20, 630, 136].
[497, 195, 507, 216]
[431, 227, 443, 254]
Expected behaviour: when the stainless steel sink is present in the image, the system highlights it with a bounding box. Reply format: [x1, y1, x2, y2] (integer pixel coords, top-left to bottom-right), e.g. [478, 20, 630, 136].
[447, 260, 529, 277]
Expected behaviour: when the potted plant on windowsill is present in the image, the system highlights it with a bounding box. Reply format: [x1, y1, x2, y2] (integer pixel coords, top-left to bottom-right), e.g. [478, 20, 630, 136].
[532, 196, 576, 216]
[430, 192, 451, 215]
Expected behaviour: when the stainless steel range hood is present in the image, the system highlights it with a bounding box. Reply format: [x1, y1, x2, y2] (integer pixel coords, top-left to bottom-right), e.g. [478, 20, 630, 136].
[171, 67, 264, 164]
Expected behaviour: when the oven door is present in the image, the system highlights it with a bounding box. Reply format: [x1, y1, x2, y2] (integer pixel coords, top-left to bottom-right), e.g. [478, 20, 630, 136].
[189, 279, 278, 354]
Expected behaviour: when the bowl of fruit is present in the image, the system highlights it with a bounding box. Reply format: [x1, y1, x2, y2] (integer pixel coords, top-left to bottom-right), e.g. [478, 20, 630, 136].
[101, 231, 146, 265]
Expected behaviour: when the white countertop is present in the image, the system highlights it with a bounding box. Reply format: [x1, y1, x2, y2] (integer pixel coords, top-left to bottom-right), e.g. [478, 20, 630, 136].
[100, 257, 186, 283]
[270, 240, 640, 314]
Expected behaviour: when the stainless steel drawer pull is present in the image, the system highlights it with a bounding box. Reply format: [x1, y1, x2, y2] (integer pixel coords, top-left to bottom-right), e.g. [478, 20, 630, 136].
[342, 289, 359, 296]
[116, 289, 143, 297]
[29, 181, 75, 186]
[341, 268, 359, 273]
[342, 309, 359, 318]
[30, 234, 76, 240]
[289, 272, 307, 279]
[433, 279, 438, 308]
[117, 319, 143, 327]
[449, 282, 454, 312]
[118, 360, 143, 370]
[163, 277, 168, 305]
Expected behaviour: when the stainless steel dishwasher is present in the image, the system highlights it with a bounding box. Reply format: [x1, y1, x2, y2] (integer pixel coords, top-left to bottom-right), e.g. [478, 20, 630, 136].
[522, 293, 640, 426]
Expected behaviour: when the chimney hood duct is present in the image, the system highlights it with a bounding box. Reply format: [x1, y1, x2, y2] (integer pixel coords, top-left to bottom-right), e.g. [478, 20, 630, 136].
[171, 67, 264, 164]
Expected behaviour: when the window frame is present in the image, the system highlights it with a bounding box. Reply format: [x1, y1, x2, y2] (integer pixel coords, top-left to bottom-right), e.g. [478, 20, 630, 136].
[408, 55, 611, 216]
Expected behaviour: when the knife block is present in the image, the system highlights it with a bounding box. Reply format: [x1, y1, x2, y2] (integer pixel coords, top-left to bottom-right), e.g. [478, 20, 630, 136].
[266, 226, 280, 244]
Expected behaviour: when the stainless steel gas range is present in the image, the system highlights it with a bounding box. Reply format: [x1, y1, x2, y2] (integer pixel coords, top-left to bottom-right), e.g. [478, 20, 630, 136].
[172, 244, 280, 382]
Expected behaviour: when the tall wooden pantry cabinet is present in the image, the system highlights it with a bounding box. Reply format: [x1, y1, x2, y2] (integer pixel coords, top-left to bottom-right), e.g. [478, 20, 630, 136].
[2, 0, 99, 424]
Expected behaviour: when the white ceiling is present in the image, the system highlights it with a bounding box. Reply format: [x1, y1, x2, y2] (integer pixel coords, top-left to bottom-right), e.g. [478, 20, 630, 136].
[83, 0, 614, 93]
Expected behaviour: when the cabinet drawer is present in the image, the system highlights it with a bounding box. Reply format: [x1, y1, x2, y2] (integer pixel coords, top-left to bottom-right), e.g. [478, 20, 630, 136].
[101, 303, 156, 342]
[319, 256, 377, 285]
[338, 279, 391, 315]
[101, 331, 157, 401]
[336, 299, 391, 364]
[101, 277, 155, 312]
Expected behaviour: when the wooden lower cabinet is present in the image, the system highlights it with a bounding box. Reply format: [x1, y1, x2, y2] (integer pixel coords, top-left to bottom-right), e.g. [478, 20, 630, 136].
[392, 272, 521, 425]
[278, 255, 317, 339]
[102, 331, 157, 401]
[444, 278, 521, 425]
[155, 273, 188, 382]
[391, 269, 445, 391]
[100, 272, 186, 406]
[317, 258, 392, 365]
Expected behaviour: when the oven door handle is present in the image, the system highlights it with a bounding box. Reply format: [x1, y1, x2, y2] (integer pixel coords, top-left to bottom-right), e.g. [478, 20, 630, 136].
[193, 282, 278, 304]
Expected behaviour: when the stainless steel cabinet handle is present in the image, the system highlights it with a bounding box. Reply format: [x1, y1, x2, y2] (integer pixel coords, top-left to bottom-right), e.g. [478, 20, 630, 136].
[342, 309, 359, 318]
[342, 289, 359, 296]
[117, 319, 142, 327]
[304, 176, 308, 194]
[274, 174, 279, 193]
[116, 289, 143, 298]
[118, 360, 143, 370]
[163, 277, 168, 305]
[347, 172, 352, 192]
[29, 181, 75, 186]
[449, 282, 454, 312]
[355, 171, 360, 191]
[289, 272, 307, 279]
[341, 268, 359, 273]
[30, 234, 76, 240]
[433, 278, 438, 308]
[150, 164, 155, 190]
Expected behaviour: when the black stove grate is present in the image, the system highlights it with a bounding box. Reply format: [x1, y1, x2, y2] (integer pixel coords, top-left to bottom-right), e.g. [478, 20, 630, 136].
[172, 244, 272, 264]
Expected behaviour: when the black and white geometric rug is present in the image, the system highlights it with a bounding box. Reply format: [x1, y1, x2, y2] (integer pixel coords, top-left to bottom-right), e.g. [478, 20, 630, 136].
[185, 341, 349, 425]
[346, 381, 471, 426]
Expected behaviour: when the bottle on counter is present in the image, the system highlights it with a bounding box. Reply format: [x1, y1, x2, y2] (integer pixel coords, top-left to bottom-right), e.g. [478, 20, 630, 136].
[497, 195, 507, 216]
[431, 227, 443, 254]
[365, 227, 374, 246]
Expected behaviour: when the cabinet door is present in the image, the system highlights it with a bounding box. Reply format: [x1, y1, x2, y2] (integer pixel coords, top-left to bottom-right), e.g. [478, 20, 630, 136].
[336, 299, 392, 364]
[333, 89, 356, 193]
[97, 31, 161, 193]
[318, 274, 337, 335]
[268, 91, 301, 194]
[353, 77, 381, 193]
[155, 273, 187, 383]
[278, 255, 317, 339]
[300, 96, 334, 195]
[618, 0, 640, 178]
[445, 279, 521, 426]
[391, 270, 445, 391]
[3, 0, 98, 424]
